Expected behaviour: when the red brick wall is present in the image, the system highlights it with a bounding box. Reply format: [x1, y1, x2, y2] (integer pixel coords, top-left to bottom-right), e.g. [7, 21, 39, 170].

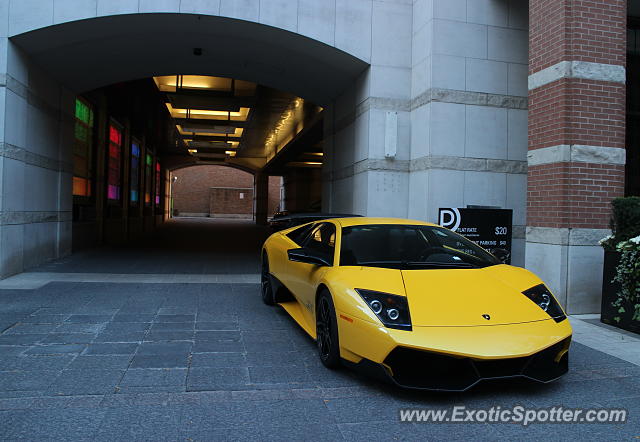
[527, 163, 625, 228]
[528, 79, 626, 151]
[268, 177, 282, 215]
[527, 0, 627, 230]
[172, 165, 281, 217]
[209, 188, 253, 216]
[529, 0, 626, 74]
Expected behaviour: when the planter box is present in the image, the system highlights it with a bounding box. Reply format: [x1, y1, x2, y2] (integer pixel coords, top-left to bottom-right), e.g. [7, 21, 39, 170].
[600, 250, 640, 334]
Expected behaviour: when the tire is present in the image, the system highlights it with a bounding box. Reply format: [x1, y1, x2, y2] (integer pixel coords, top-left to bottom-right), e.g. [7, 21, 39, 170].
[316, 289, 341, 369]
[261, 255, 275, 305]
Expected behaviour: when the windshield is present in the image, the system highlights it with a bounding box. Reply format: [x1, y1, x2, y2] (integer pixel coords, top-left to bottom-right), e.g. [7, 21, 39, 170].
[339, 224, 500, 269]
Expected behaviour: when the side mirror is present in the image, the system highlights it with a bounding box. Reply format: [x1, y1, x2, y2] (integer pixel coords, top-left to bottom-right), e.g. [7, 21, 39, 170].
[490, 248, 511, 264]
[287, 248, 331, 267]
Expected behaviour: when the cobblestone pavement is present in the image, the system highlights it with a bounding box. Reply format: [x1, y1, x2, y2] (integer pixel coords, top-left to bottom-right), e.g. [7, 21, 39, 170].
[0, 281, 638, 441]
[0, 219, 638, 440]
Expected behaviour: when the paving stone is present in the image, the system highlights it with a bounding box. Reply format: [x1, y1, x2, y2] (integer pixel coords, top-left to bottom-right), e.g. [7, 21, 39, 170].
[324, 395, 406, 424]
[94, 406, 185, 441]
[0, 355, 75, 371]
[180, 401, 259, 428]
[112, 314, 155, 323]
[65, 314, 113, 324]
[158, 307, 197, 315]
[258, 423, 345, 442]
[24, 344, 86, 355]
[192, 340, 245, 353]
[102, 322, 151, 333]
[249, 364, 310, 384]
[85, 343, 138, 355]
[0, 397, 34, 410]
[48, 369, 124, 396]
[0, 334, 49, 345]
[130, 354, 189, 369]
[92, 332, 146, 343]
[120, 368, 187, 387]
[0, 370, 61, 392]
[67, 355, 133, 370]
[190, 352, 246, 368]
[21, 315, 69, 324]
[0, 345, 28, 359]
[243, 339, 295, 353]
[4, 324, 58, 335]
[4, 408, 107, 440]
[195, 330, 242, 342]
[40, 333, 95, 344]
[137, 341, 192, 355]
[187, 367, 250, 391]
[197, 312, 239, 323]
[55, 323, 104, 334]
[144, 330, 194, 341]
[155, 314, 195, 323]
[195, 321, 239, 330]
[150, 322, 194, 331]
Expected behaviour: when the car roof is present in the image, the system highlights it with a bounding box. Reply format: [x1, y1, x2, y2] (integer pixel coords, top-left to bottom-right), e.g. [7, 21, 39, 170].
[271, 213, 361, 221]
[332, 217, 440, 228]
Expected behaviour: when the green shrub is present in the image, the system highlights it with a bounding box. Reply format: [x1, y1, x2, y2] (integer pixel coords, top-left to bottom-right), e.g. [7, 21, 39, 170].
[612, 237, 640, 323]
[611, 196, 640, 242]
[601, 197, 640, 250]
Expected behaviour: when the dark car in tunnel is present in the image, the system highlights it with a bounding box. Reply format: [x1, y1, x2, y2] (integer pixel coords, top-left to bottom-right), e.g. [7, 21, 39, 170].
[268, 213, 362, 232]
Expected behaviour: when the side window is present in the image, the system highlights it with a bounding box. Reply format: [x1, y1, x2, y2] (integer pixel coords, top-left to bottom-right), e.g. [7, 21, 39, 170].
[286, 223, 315, 246]
[304, 223, 336, 265]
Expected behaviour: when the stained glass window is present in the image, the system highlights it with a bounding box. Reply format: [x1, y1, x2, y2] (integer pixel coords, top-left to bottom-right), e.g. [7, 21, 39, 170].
[107, 123, 122, 201]
[155, 161, 161, 206]
[73, 98, 94, 197]
[130, 141, 140, 204]
[145, 153, 153, 206]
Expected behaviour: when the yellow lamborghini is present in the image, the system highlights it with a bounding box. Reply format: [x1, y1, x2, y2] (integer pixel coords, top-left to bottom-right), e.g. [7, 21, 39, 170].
[260, 217, 572, 391]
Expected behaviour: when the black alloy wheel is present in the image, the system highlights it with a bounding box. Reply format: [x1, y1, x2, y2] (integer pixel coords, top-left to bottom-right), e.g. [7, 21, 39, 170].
[316, 290, 341, 368]
[261, 255, 275, 305]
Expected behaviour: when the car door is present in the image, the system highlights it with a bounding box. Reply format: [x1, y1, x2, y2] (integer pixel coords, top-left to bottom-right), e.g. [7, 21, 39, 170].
[274, 223, 316, 293]
[288, 222, 336, 323]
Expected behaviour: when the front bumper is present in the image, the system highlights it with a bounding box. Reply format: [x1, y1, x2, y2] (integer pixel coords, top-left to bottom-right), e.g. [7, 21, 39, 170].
[337, 312, 572, 391]
[351, 337, 570, 391]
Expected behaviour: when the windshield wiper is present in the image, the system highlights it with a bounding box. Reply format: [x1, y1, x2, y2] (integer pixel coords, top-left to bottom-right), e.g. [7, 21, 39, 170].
[353, 260, 477, 269]
[403, 261, 475, 269]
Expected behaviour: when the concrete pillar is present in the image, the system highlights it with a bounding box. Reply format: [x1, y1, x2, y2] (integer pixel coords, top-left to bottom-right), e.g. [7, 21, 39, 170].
[0, 39, 74, 277]
[283, 168, 321, 213]
[253, 172, 269, 225]
[407, 0, 529, 267]
[526, 0, 627, 313]
[323, 0, 412, 218]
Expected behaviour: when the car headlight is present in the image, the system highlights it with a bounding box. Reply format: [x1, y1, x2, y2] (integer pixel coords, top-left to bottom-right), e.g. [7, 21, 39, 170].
[355, 289, 412, 331]
[522, 284, 566, 323]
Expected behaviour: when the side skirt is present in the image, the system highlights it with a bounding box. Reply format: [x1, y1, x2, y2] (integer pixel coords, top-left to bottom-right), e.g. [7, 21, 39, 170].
[269, 274, 316, 339]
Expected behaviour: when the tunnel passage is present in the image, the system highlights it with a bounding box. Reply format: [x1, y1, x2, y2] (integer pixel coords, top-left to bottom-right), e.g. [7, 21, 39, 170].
[1, 11, 369, 276]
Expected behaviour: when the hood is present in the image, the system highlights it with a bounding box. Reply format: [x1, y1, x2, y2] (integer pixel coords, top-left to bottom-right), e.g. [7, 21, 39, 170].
[401, 265, 551, 327]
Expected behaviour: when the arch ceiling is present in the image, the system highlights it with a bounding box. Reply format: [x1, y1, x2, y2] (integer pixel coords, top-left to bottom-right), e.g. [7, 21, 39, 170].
[11, 13, 369, 106]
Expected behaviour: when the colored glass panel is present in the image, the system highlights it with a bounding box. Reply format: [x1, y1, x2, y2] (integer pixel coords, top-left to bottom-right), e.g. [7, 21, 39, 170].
[109, 126, 122, 144]
[107, 123, 122, 201]
[73, 177, 90, 197]
[130, 142, 140, 203]
[72, 98, 94, 197]
[155, 161, 161, 206]
[145, 153, 153, 206]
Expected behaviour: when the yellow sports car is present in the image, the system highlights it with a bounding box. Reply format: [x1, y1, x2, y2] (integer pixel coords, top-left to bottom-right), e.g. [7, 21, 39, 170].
[261, 217, 572, 391]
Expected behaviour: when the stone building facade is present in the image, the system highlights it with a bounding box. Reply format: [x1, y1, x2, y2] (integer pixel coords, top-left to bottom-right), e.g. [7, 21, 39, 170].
[0, 0, 635, 314]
